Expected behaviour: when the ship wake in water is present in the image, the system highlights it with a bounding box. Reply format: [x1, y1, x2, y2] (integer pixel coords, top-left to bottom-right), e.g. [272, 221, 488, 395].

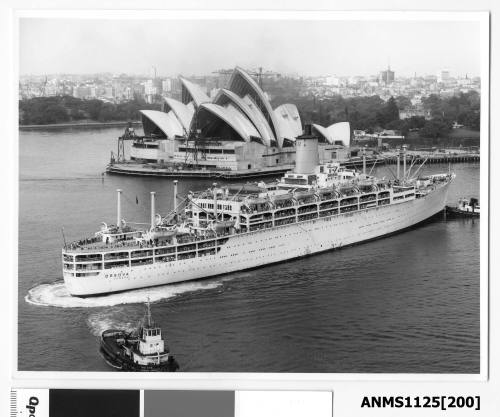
[25, 279, 223, 308]
[86, 310, 138, 337]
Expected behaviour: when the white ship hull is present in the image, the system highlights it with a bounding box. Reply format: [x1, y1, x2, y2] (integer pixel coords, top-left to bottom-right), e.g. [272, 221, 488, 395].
[64, 182, 450, 296]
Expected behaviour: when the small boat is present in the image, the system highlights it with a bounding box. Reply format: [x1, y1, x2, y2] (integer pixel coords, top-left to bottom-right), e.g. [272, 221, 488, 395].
[99, 300, 179, 372]
[446, 197, 480, 217]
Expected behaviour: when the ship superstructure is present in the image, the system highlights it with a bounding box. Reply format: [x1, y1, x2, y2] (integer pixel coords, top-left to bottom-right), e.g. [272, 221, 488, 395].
[99, 299, 179, 371]
[62, 126, 453, 296]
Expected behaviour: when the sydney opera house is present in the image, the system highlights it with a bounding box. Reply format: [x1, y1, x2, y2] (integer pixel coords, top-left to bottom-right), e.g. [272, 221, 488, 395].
[131, 67, 351, 171]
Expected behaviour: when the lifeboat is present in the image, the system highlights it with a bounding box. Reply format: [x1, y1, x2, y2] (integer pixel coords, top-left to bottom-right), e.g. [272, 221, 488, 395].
[227, 183, 266, 194]
[294, 190, 317, 200]
[317, 187, 337, 200]
[213, 220, 236, 233]
[339, 186, 357, 196]
[142, 225, 178, 241]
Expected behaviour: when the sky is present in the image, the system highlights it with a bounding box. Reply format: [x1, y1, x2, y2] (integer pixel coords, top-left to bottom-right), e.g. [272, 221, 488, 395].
[19, 18, 482, 78]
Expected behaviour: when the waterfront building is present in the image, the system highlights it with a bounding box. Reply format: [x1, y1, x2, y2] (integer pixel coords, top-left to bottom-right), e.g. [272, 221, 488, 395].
[399, 106, 432, 120]
[126, 67, 352, 171]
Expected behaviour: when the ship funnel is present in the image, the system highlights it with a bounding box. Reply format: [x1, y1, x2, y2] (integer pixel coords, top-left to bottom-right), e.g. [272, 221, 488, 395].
[295, 124, 319, 174]
[173, 180, 178, 213]
[150, 191, 156, 230]
[116, 189, 122, 228]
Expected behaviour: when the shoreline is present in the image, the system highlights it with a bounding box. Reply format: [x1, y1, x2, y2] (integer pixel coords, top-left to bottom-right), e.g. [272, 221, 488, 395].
[19, 121, 141, 130]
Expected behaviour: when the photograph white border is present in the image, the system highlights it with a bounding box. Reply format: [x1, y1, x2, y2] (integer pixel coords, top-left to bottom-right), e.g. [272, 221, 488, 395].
[4, 3, 492, 407]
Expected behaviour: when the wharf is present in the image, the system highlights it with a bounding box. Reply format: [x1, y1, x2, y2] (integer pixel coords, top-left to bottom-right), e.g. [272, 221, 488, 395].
[106, 150, 479, 179]
[106, 162, 293, 179]
[343, 151, 480, 169]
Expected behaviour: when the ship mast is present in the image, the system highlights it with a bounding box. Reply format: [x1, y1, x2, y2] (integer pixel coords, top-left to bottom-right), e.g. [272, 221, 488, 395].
[362, 146, 366, 175]
[402, 145, 407, 183]
[116, 189, 122, 228]
[173, 180, 178, 214]
[213, 182, 218, 221]
[396, 150, 400, 180]
[150, 192, 156, 231]
[146, 297, 152, 327]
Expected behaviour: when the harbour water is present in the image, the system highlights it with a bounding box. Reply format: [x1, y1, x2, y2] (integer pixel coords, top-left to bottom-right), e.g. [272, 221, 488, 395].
[18, 127, 480, 373]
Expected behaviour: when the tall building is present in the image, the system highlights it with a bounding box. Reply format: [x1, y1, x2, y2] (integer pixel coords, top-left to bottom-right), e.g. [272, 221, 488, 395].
[153, 78, 163, 94]
[144, 79, 156, 95]
[379, 66, 395, 85]
[73, 85, 91, 99]
[103, 86, 115, 99]
[124, 87, 133, 100]
[162, 78, 172, 93]
[437, 69, 451, 83]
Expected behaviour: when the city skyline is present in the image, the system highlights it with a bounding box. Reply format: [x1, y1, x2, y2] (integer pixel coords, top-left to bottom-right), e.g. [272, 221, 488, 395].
[18, 69, 481, 80]
[19, 18, 481, 78]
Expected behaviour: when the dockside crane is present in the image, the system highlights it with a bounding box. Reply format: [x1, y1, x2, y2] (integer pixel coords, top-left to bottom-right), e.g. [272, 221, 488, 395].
[212, 68, 233, 88]
[247, 67, 281, 89]
[212, 67, 281, 89]
[39, 76, 48, 96]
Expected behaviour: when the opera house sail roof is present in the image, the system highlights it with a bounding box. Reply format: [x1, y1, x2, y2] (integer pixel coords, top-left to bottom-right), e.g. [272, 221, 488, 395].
[139, 67, 350, 150]
[274, 103, 303, 145]
[180, 77, 211, 108]
[227, 67, 283, 146]
[162, 97, 194, 134]
[213, 89, 275, 146]
[196, 103, 262, 143]
[140, 110, 184, 139]
[312, 121, 351, 147]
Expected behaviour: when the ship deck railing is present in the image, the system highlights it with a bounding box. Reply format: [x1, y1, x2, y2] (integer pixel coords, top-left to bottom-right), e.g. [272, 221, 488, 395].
[65, 229, 234, 255]
[66, 239, 143, 253]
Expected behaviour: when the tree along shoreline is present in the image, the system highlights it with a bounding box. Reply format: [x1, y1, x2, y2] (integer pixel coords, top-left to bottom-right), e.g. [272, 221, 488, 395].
[19, 95, 159, 126]
[19, 92, 480, 143]
[19, 120, 141, 130]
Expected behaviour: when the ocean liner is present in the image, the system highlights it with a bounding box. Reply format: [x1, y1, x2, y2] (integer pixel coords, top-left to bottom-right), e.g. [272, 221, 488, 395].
[62, 126, 453, 296]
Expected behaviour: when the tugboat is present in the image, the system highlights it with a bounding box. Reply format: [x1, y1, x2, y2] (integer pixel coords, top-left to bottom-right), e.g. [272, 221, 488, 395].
[446, 197, 480, 217]
[99, 300, 179, 372]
